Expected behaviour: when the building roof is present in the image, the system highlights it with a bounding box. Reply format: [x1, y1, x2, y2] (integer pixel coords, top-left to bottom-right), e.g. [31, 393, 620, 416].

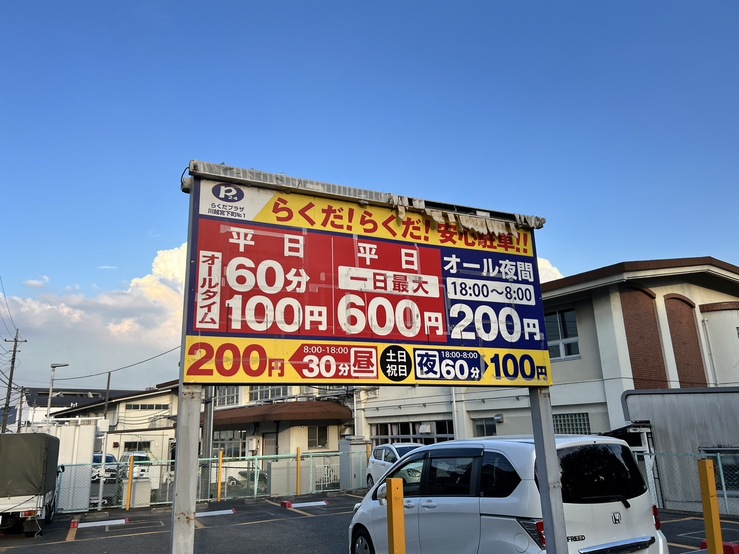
[50, 381, 179, 417]
[542, 256, 739, 301]
[211, 400, 352, 429]
[24, 387, 144, 411]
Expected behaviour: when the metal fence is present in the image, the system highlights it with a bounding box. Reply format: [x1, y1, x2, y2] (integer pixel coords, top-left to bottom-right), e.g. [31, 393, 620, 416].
[59, 449, 738, 517]
[57, 450, 367, 513]
[636, 451, 739, 516]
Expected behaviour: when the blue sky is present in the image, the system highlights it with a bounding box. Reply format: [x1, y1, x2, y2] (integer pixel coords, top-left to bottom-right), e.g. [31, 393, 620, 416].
[1, 1, 738, 394]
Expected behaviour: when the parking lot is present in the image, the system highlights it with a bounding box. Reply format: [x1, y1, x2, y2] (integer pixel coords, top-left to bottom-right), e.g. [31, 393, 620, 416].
[0, 492, 362, 554]
[1, 494, 737, 554]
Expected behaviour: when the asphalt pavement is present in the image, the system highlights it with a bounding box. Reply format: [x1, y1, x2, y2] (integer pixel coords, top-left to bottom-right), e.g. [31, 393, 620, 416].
[1, 495, 737, 554]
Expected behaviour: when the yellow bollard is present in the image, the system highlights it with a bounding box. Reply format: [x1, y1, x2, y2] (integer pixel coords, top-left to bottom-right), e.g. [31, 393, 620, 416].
[698, 459, 724, 554]
[125, 456, 135, 510]
[386, 478, 406, 554]
[296, 447, 302, 497]
[217, 450, 224, 502]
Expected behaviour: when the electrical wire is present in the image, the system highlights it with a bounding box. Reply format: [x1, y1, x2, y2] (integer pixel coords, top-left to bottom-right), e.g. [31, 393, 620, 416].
[0, 276, 17, 335]
[54, 346, 181, 382]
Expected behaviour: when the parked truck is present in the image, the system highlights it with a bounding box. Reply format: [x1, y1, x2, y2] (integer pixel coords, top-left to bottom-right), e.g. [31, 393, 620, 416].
[0, 433, 62, 537]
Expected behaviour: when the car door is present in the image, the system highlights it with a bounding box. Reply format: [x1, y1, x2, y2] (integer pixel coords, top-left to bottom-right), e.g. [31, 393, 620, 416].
[370, 454, 425, 553]
[417, 451, 482, 554]
[369, 446, 389, 483]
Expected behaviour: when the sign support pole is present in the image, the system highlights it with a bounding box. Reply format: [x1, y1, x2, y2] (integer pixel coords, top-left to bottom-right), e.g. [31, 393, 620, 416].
[529, 386, 568, 554]
[170, 384, 202, 553]
[171, 173, 201, 554]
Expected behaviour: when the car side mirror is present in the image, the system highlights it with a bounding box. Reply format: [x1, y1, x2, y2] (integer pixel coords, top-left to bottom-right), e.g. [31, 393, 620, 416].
[377, 483, 387, 501]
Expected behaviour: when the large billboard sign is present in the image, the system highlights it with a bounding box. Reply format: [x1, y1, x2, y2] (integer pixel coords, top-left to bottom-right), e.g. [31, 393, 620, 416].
[183, 170, 551, 387]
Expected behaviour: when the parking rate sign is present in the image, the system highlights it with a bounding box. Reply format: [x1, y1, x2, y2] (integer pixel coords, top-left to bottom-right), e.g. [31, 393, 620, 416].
[182, 180, 552, 387]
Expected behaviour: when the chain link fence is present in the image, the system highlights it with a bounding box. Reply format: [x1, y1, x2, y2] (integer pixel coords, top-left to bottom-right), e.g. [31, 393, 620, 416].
[636, 451, 739, 516]
[63, 448, 739, 517]
[57, 450, 367, 513]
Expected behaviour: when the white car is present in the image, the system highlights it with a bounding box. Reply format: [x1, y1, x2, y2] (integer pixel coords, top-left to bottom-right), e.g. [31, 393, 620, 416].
[366, 443, 423, 488]
[349, 435, 669, 554]
[91, 453, 118, 482]
[119, 451, 152, 479]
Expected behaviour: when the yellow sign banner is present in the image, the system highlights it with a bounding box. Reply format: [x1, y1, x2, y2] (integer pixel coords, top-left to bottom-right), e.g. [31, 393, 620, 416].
[183, 335, 552, 387]
[251, 192, 535, 257]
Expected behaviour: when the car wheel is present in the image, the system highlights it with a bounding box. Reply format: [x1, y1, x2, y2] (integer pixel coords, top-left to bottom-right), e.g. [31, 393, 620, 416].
[353, 527, 375, 554]
[366, 474, 374, 487]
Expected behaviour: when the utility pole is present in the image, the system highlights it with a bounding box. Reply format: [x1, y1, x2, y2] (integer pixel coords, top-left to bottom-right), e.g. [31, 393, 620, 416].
[2, 330, 26, 433]
[16, 388, 25, 433]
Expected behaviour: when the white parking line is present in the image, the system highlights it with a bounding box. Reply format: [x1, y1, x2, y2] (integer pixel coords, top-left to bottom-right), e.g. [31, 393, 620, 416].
[76, 518, 129, 529]
[280, 500, 328, 509]
[195, 508, 237, 518]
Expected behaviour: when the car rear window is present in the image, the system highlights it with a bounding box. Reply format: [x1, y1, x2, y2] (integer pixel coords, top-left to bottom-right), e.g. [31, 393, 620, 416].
[557, 443, 647, 503]
[395, 445, 419, 458]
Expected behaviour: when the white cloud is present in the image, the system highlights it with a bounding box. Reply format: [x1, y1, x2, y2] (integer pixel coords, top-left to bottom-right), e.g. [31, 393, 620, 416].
[24, 275, 50, 288]
[538, 258, 564, 283]
[6, 245, 187, 390]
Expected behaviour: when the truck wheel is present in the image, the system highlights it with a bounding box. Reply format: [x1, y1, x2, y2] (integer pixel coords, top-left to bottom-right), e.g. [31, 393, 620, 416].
[44, 499, 56, 523]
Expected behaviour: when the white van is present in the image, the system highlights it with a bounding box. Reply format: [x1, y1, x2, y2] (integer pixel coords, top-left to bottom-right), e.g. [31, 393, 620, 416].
[349, 435, 668, 554]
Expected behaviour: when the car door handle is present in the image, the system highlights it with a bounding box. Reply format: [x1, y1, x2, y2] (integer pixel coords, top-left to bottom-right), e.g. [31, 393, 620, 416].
[403, 500, 417, 509]
[420, 500, 438, 509]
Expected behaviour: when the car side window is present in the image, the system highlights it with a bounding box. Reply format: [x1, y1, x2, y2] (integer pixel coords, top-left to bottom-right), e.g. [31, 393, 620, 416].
[385, 450, 398, 464]
[373, 447, 384, 461]
[426, 456, 476, 497]
[387, 458, 425, 498]
[480, 451, 521, 498]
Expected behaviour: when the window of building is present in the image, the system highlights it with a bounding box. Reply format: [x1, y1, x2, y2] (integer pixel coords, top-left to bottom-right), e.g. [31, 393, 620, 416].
[125, 403, 169, 410]
[553, 412, 591, 434]
[473, 418, 498, 437]
[308, 425, 328, 449]
[545, 308, 580, 359]
[213, 430, 248, 458]
[214, 386, 239, 407]
[370, 420, 454, 445]
[249, 385, 289, 402]
[123, 440, 151, 451]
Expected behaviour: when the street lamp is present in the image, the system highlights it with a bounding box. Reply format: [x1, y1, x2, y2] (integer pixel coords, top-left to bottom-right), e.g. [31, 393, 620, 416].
[46, 363, 69, 421]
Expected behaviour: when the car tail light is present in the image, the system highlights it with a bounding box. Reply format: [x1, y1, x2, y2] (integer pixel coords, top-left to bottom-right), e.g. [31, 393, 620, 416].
[652, 505, 661, 530]
[518, 518, 546, 549]
[21, 510, 38, 518]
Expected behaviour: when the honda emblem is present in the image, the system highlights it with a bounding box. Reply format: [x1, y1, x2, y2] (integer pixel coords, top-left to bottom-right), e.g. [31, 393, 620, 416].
[612, 512, 622, 524]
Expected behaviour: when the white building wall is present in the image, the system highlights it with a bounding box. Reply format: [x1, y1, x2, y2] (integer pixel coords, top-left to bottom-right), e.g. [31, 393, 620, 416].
[591, 287, 634, 429]
[702, 308, 739, 386]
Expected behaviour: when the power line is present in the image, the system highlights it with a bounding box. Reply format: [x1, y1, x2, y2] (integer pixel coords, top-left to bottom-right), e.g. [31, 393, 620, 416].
[0, 276, 17, 336]
[54, 346, 181, 382]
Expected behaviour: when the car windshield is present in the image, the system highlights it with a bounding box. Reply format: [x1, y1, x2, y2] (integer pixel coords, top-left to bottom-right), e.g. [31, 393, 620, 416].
[395, 445, 420, 457]
[556, 443, 648, 503]
[93, 454, 116, 464]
